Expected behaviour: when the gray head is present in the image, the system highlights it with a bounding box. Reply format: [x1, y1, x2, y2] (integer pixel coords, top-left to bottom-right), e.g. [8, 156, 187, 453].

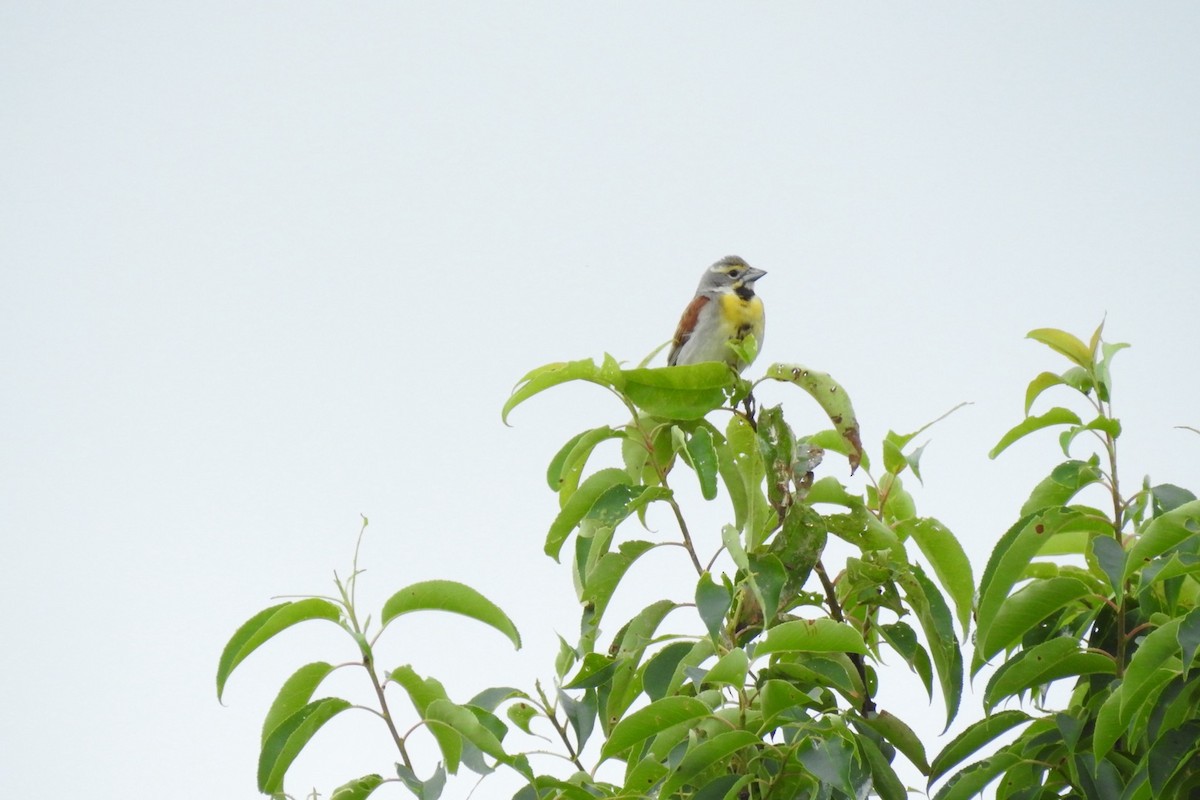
[695, 255, 767, 295]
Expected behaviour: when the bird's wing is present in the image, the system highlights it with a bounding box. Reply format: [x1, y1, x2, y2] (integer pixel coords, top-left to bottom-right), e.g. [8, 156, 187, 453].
[668, 294, 710, 366]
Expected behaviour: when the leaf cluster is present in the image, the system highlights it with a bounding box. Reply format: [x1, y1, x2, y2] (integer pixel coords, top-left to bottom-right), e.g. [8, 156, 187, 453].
[933, 324, 1200, 799]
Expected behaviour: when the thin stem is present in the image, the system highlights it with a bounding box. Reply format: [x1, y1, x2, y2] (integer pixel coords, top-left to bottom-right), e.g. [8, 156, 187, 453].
[534, 683, 587, 773]
[363, 651, 414, 770]
[814, 559, 875, 715]
[666, 495, 703, 573]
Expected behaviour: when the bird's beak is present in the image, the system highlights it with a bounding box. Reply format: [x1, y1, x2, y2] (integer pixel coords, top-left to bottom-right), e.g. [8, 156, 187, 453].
[746, 267, 767, 283]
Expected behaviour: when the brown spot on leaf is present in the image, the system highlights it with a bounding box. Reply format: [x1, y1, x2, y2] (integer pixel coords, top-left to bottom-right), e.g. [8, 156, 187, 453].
[1035, 524, 1045, 534]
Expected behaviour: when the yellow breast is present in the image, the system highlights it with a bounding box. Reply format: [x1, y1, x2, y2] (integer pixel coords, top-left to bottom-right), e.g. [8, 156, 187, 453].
[719, 292, 765, 338]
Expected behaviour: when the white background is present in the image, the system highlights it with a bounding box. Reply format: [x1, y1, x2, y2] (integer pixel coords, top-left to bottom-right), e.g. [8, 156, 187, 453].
[3, 4, 1198, 798]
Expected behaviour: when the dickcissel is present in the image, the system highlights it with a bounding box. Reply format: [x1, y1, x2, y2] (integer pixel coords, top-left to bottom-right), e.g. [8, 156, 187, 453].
[668, 255, 767, 372]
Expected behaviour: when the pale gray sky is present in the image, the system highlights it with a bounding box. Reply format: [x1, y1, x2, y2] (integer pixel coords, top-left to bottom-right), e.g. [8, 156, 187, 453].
[3, 4, 1199, 798]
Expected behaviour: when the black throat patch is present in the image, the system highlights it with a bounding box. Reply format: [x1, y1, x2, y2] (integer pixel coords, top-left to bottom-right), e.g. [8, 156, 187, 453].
[734, 285, 755, 301]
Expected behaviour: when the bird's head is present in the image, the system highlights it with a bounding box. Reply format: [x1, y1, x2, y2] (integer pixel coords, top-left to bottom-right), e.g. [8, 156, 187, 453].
[696, 255, 767, 295]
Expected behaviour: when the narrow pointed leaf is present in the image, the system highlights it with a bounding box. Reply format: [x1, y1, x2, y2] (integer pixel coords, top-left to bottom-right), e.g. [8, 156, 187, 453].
[897, 517, 974, 636]
[389, 666, 461, 773]
[989, 407, 1082, 459]
[978, 577, 1090, 663]
[1027, 327, 1093, 367]
[425, 699, 508, 762]
[544, 468, 630, 560]
[756, 618, 868, 656]
[258, 697, 352, 793]
[685, 426, 720, 500]
[600, 696, 711, 759]
[899, 565, 963, 729]
[1020, 459, 1102, 515]
[262, 662, 335, 744]
[858, 735, 908, 800]
[381, 580, 520, 648]
[330, 774, 385, 800]
[659, 730, 759, 797]
[1024, 371, 1069, 415]
[765, 363, 863, 472]
[983, 637, 1116, 712]
[696, 572, 731, 642]
[928, 712, 1031, 786]
[621, 363, 735, 420]
[217, 599, 342, 701]
[1092, 535, 1126, 593]
[503, 359, 611, 424]
[548, 426, 623, 499]
[855, 710, 931, 774]
[1124, 499, 1200, 582]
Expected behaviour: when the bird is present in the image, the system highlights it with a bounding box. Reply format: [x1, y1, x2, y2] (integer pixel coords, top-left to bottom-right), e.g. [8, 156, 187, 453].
[668, 255, 767, 372]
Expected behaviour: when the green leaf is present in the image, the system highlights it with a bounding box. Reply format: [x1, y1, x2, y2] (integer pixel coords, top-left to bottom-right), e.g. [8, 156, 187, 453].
[882, 431, 907, 476]
[1095, 341, 1130, 401]
[685, 426, 720, 500]
[547, 468, 630, 560]
[1024, 371, 1070, 415]
[258, 697, 352, 793]
[659, 730, 759, 797]
[1124, 499, 1200, 582]
[983, 638, 1116, 713]
[396, 763, 447, 800]
[217, 599, 342, 701]
[855, 710, 931, 775]
[600, 696, 711, 760]
[623, 757, 670, 796]
[1058, 415, 1122, 456]
[549, 426, 624, 500]
[503, 358, 619, 424]
[262, 662, 335, 744]
[747, 553, 787, 622]
[1092, 535, 1126, 593]
[381, 580, 520, 649]
[976, 508, 1089, 668]
[725, 415, 768, 545]
[765, 363, 864, 472]
[1151, 483, 1197, 515]
[696, 572, 732, 643]
[932, 749, 1022, 800]
[756, 618, 868, 656]
[989, 407, 1082, 459]
[1094, 619, 1184, 758]
[897, 517, 974, 637]
[621, 363, 735, 420]
[506, 702, 538, 735]
[581, 540, 656, 630]
[702, 649, 749, 687]
[978, 577, 1091, 664]
[1026, 327, 1093, 368]
[389, 666, 461, 773]
[928, 712, 1031, 787]
[1179, 607, 1200, 678]
[330, 773, 385, 800]
[563, 653, 621, 690]
[858, 735, 908, 800]
[643, 641, 696, 701]
[557, 687, 598, 753]
[1020, 459, 1103, 516]
[757, 405, 797, 509]
[425, 699, 509, 762]
[796, 734, 857, 797]
[546, 429, 588, 491]
[899, 565, 963, 730]
[770, 505, 827, 595]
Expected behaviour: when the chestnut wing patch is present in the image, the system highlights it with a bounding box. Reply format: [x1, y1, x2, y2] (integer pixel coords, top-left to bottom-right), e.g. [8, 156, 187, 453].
[668, 294, 710, 365]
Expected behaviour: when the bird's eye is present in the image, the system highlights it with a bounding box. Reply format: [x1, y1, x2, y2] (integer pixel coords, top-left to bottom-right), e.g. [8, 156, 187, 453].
[728, 269, 741, 279]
